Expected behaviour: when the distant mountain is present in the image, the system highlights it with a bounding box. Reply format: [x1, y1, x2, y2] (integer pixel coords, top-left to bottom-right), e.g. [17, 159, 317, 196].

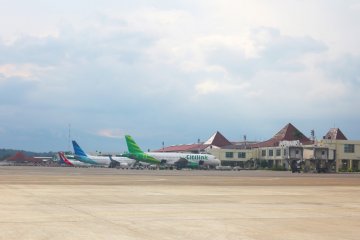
[0, 149, 56, 161]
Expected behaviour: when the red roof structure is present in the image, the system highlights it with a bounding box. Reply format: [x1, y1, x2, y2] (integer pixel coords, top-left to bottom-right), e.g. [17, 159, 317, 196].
[204, 131, 232, 147]
[5, 152, 43, 163]
[153, 125, 314, 152]
[252, 123, 312, 148]
[324, 128, 347, 140]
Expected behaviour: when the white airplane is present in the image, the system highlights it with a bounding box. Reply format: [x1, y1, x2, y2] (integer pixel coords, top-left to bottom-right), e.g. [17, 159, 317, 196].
[109, 155, 137, 169]
[58, 152, 92, 167]
[125, 135, 221, 168]
[72, 140, 135, 168]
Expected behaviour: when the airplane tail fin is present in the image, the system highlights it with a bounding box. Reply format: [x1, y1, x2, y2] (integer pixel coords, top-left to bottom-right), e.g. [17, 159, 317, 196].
[125, 135, 144, 154]
[72, 140, 87, 157]
[58, 152, 74, 166]
[58, 152, 65, 163]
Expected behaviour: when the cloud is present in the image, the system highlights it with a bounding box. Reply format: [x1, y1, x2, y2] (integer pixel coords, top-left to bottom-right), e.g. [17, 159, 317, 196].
[96, 129, 124, 139]
[0, 23, 155, 68]
[350, 2, 360, 11]
[322, 54, 360, 86]
[0, 35, 66, 66]
[0, 63, 52, 81]
[195, 80, 249, 95]
[206, 27, 327, 78]
[0, 76, 37, 104]
[0, 2, 360, 151]
[0, 64, 33, 79]
[255, 27, 327, 58]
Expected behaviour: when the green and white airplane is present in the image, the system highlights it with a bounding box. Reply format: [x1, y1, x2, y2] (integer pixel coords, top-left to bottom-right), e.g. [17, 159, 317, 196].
[124, 135, 221, 168]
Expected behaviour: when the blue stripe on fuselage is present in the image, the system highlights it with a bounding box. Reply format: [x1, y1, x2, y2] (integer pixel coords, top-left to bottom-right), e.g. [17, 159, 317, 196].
[74, 155, 98, 165]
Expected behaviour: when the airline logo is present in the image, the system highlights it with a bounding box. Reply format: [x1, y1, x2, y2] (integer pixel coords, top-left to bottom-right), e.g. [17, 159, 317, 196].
[186, 155, 208, 160]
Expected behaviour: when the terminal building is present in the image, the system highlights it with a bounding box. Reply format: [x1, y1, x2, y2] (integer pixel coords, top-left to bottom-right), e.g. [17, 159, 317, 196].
[155, 123, 360, 172]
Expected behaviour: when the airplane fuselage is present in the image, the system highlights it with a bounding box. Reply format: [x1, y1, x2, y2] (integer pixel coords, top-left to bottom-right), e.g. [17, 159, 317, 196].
[124, 135, 220, 168]
[110, 156, 136, 167]
[74, 155, 111, 167]
[59, 153, 93, 167]
[146, 152, 220, 167]
[65, 156, 93, 167]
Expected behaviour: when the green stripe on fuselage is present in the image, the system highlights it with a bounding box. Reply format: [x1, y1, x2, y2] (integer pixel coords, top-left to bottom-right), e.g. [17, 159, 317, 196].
[185, 161, 199, 168]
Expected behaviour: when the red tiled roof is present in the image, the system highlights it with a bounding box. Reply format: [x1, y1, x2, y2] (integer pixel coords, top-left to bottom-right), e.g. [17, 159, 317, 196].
[252, 123, 312, 148]
[324, 128, 347, 140]
[204, 131, 232, 147]
[6, 152, 41, 162]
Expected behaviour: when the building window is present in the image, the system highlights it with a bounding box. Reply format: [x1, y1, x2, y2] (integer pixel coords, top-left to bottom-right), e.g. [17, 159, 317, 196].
[295, 150, 299, 154]
[238, 152, 246, 158]
[344, 144, 355, 153]
[261, 150, 266, 157]
[321, 150, 325, 156]
[269, 150, 273, 156]
[284, 149, 287, 156]
[276, 149, 281, 156]
[225, 152, 234, 158]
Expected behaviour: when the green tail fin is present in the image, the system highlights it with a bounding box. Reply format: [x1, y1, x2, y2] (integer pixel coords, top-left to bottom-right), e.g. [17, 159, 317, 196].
[125, 135, 144, 154]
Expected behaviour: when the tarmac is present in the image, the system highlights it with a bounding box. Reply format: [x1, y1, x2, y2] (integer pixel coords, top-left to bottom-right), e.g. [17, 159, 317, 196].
[0, 166, 359, 240]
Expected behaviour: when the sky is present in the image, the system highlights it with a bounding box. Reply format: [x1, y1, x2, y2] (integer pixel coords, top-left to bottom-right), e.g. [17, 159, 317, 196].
[1, 0, 360, 152]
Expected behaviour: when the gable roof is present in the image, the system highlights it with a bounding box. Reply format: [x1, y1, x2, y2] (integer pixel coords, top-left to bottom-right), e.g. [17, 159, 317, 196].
[252, 123, 312, 148]
[324, 128, 348, 140]
[204, 131, 232, 147]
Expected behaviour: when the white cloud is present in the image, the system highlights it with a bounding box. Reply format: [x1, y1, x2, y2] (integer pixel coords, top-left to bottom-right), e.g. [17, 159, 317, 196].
[350, 2, 360, 11]
[195, 80, 249, 95]
[0, 64, 51, 81]
[1, 1, 360, 151]
[195, 81, 219, 95]
[322, 54, 360, 85]
[0, 64, 32, 79]
[96, 129, 124, 139]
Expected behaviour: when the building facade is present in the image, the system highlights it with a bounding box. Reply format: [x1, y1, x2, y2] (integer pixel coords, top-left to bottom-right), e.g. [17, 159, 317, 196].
[207, 125, 359, 172]
[158, 123, 360, 172]
[159, 123, 360, 172]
